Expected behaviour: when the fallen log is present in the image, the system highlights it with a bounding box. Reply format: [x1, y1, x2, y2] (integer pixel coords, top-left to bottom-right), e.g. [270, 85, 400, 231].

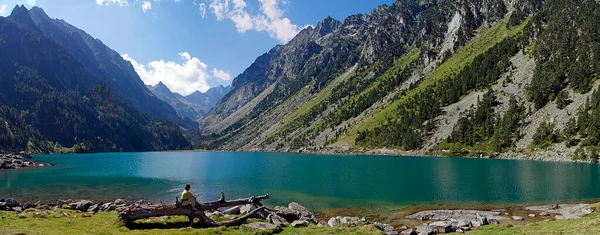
[117, 192, 269, 227]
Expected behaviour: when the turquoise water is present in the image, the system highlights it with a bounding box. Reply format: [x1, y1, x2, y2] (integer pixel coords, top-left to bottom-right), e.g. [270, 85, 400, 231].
[2, 152, 600, 212]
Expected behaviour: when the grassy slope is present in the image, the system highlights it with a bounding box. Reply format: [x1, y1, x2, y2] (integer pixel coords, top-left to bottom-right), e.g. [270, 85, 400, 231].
[280, 65, 358, 127]
[338, 16, 529, 145]
[471, 210, 600, 235]
[0, 210, 384, 235]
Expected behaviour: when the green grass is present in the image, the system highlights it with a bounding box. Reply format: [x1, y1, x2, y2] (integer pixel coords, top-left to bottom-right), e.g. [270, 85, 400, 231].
[0, 209, 384, 235]
[5, 207, 600, 234]
[470, 208, 600, 235]
[341, 16, 530, 144]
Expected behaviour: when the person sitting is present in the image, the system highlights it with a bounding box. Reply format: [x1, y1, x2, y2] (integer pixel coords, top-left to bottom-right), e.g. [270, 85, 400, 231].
[181, 184, 200, 209]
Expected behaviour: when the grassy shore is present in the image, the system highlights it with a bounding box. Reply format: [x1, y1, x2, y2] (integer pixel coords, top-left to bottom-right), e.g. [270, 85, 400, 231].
[0, 208, 383, 235]
[2, 207, 600, 234]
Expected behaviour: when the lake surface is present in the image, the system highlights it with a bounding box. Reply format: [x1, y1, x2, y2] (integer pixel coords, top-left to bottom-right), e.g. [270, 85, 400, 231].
[2, 152, 600, 213]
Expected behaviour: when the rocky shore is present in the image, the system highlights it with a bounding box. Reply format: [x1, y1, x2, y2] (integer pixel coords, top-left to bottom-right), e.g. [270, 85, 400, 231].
[2, 197, 598, 234]
[0, 152, 52, 170]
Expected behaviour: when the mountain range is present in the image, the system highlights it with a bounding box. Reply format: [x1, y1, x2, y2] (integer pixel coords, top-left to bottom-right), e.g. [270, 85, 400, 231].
[2, 0, 600, 162]
[0, 6, 192, 153]
[194, 0, 600, 162]
[147, 82, 230, 121]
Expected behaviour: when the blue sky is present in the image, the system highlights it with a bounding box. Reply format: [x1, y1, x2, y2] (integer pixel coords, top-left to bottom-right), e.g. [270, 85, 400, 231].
[0, 0, 394, 95]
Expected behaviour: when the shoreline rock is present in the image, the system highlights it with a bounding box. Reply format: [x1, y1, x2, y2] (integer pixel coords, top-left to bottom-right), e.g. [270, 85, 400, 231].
[0, 152, 53, 170]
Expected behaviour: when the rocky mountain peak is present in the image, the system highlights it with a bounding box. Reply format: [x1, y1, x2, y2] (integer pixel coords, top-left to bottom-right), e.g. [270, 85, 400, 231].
[29, 6, 49, 17]
[9, 5, 34, 25]
[153, 82, 173, 95]
[315, 16, 342, 36]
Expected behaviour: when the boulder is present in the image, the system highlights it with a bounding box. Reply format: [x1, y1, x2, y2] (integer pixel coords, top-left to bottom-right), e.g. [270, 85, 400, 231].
[273, 206, 299, 222]
[340, 216, 361, 226]
[114, 199, 128, 206]
[374, 222, 395, 233]
[244, 222, 279, 231]
[224, 214, 236, 220]
[87, 204, 100, 213]
[512, 216, 524, 221]
[476, 213, 489, 225]
[328, 217, 340, 227]
[0, 202, 6, 211]
[488, 218, 499, 224]
[288, 202, 316, 224]
[206, 211, 224, 218]
[71, 200, 93, 211]
[429, 221, 453, 233]
[22, 202, 36, 210]
[99, 203, 117, 211]
[224, 206, 241, 215]
[416, 223, 432, 235]
[456, 228, 465, 233]
[317, 221, 329, 227]
[455, 219, 471, 229]
[288, 202, 310, 215]
[291, 220, 309, 228]
[528, 214, 536, 217]
[540, 211, 550, 217]
[4, 198, 20, 207]
[240, 204, 257, 215]
[267, 213, 287, 225]
[400, 228, 417, 235]
[12, 206, 23, 213]
[57, 199, 74, 206]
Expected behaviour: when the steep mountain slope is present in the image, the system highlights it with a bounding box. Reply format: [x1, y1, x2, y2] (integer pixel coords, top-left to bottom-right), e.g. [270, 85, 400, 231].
[197, 0, 514, 147]
[197, 0, 600, 162]
[185, 85, 231, 114]
[0, 6, 190, 153]
[26, 6, 196, 129]
[147, 82, 206, 121]
[147, 83, 230, 121]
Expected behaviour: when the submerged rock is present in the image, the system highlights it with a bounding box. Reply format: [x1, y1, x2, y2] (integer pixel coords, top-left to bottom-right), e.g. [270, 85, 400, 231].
[512, 216, 524, 221]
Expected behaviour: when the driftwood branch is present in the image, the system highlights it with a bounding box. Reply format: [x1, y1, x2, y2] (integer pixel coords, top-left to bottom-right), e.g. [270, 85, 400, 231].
[117, 193, 269, 227]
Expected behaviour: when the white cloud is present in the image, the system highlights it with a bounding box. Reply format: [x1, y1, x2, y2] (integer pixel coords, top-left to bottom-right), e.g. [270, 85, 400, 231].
[199, 3, 207, 18]
[142, 1, 152, 12]
[96, 0, 128, 7]
[0, 4, 7, 16]
[208, 0, 301, 43]
[178, 52, 191, 60]
[211, 68, 232, 81]
[123, 53, 228, 95]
